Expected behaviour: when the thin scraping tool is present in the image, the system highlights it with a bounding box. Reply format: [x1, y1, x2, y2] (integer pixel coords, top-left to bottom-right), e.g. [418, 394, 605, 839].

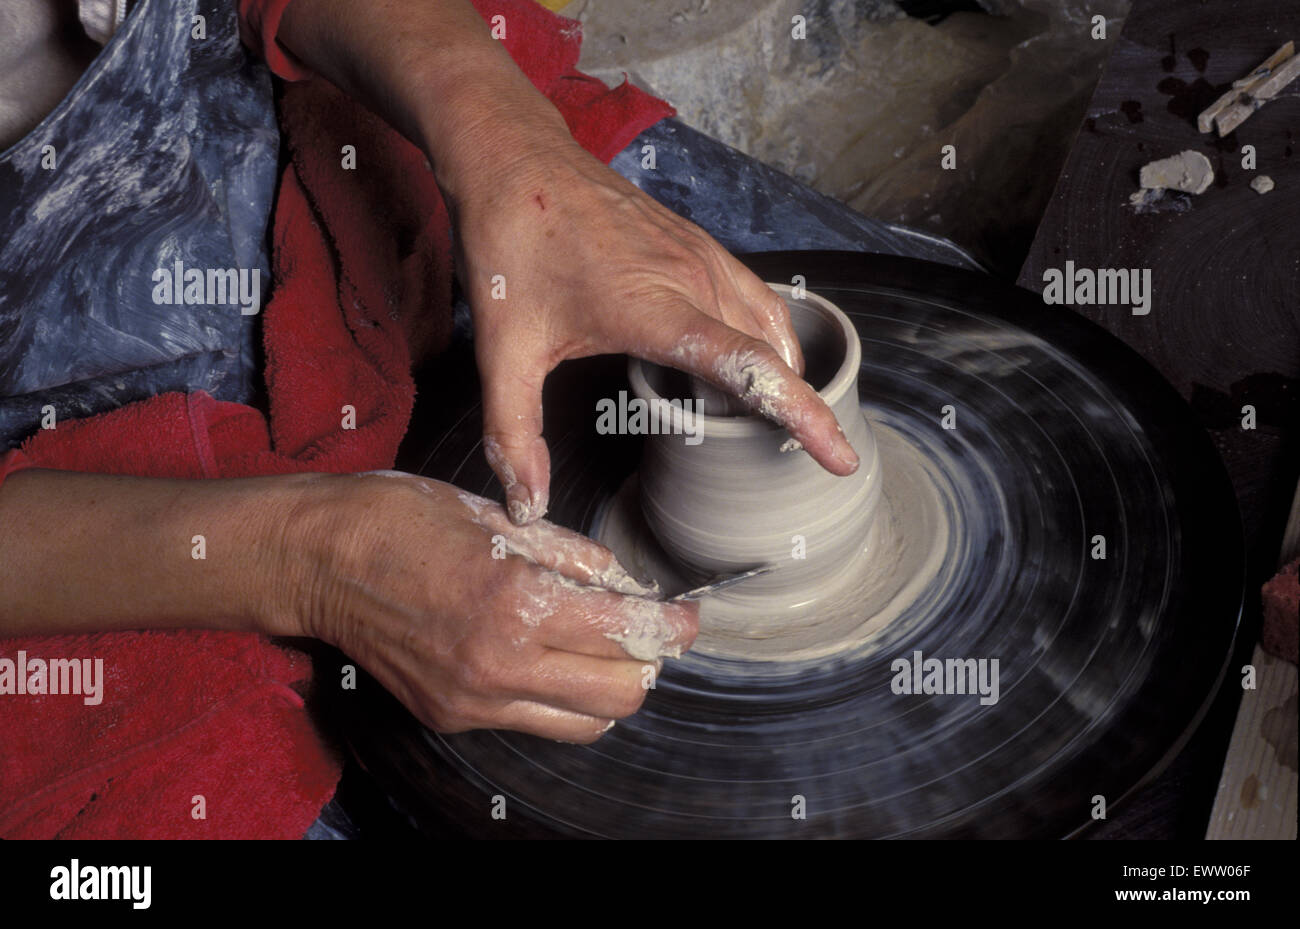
[669, 565, 775, 601]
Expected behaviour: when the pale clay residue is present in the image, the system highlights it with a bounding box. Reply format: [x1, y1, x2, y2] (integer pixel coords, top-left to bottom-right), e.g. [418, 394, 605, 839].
[507, 498, 531, 525]
[539, 572, 681, 661]
[1138, 149, 1215, 195]
[455, 491, 659, 598]
[455, 491, 672, 655]
[358, 469, 440, 495]
[671, 337, 790, 409]
[483, 437, 548, 523]
[1251, 175, 1275, 194]
[778, 438, 803, 453]
[668, 334, 708, 369]
[712, 349, 791, 421]
[481, 437, 516, 488]
[600, 593, 682, 661]
[516, 585, 558, 629]
[587, 560, 662, 598]
[668, 336, 809, 433]
[351, 479, 673, 655]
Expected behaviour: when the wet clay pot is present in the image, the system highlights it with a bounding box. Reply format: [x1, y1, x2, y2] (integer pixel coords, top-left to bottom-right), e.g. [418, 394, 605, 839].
[628, 285, 882, 604]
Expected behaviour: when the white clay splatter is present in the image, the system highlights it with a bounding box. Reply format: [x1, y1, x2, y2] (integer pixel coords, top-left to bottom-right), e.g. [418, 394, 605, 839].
[358, 468, 418, 481]
[481, 437, 516, 488]
[1251, 175, 1274, 194]
[516, 585, 558, 628]
[358, 478, 676, 656]
[529, 485, 548, 523]
[711, 350, 790, 421]
[778, 438, 803, 453]
[588, 560, 662, 598]
[601, 593, 683, 661]
[456, 491, 659, 597]
[668, 333, 708, 370]
[483, 436, 541, 523]
[1138, 150, 1214, 194]
[533, 570, 682, 661]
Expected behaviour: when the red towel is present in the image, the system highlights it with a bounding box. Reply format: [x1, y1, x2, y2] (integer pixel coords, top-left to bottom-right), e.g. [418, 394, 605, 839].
[0, 0, 672, 839]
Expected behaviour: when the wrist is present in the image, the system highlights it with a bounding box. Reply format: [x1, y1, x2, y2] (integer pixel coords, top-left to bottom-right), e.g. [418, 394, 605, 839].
[415, 77, 576, 208]
[258, 472, 360, 642]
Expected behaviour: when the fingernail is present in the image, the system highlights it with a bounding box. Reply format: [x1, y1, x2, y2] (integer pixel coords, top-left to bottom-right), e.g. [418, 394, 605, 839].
[506, 483, 533, 525]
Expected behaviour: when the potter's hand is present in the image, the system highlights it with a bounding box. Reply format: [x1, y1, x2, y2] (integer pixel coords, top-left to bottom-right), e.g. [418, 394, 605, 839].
[456, 143, 862, 525]
[273, 0, 859, 527]
[301, 472, 697, 742]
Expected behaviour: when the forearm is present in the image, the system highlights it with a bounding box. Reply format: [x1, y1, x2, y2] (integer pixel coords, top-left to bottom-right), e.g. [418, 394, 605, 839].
[276, 0, 574, 204]
[0, 469, 327, 639]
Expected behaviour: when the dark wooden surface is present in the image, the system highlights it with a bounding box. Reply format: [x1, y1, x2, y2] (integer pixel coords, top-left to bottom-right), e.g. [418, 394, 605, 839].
[1019, 0, 1300, 838]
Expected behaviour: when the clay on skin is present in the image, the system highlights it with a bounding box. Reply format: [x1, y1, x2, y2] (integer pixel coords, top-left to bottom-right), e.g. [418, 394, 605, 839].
[456, 489, 681, 659]
[363, 288, 954, 666]
[481, 436, 546, 524]
[455, 489, 659, 598]
[355, 471, 678, 659]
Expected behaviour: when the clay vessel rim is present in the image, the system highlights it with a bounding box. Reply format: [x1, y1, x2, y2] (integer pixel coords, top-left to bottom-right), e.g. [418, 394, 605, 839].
[627, 284, 861, 436]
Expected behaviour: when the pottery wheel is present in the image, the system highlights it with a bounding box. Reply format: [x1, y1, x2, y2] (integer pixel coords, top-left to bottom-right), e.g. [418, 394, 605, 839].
[340, 252, 1243, 838]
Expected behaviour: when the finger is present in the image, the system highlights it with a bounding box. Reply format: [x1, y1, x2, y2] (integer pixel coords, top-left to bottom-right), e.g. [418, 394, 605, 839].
[457, 493, 660, 596]
[625, 199, 771, 349]
[504, 650, 655, 720]
[478, 358, 552, 526]
[735, 273, 805, 377]
[522, 571, 699, 660]
[484, 698, 616, 743]
[651, 311, 859, 475]
[683, 232, 802, 373]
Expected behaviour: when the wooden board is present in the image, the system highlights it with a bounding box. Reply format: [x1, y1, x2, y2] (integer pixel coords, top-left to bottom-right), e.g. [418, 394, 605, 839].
[1205, 646, 1299, 839]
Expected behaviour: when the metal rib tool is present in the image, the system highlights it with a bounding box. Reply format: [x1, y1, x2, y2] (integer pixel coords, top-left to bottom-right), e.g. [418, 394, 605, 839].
[668, 564, 775, 601]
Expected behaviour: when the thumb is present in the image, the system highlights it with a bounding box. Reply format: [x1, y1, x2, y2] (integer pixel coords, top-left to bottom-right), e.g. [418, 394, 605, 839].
[480, 362, 552, 526]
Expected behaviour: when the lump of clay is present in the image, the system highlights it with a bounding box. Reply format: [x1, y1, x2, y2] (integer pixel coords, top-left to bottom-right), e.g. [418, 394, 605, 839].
[1139, 150, 1215, 195]
[1251, 175, 1275, 194]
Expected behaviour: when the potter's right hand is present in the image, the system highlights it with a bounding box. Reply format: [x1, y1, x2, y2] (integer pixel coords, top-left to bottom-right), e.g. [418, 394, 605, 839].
[293, 471, 697, 742]
[451, 138, 862, 528]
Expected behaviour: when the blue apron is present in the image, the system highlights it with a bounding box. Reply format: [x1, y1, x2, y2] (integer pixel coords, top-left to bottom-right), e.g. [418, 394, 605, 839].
[0, 0, 278, 447]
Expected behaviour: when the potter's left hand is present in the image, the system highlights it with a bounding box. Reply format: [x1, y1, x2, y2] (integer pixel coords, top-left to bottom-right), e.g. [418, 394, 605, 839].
[454, 139, 862, 525]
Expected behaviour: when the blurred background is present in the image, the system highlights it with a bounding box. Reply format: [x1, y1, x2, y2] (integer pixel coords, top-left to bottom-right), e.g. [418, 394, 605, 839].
[547, 0, 1132, 277]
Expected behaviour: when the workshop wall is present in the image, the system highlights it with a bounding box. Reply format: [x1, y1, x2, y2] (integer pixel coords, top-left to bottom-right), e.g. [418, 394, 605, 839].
[564, 0, 1133, 276]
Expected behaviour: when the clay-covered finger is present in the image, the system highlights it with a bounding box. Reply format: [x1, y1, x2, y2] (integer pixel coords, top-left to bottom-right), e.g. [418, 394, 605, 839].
[690, 237, 804, 375]
[694, 255, 772, 347]
[477, 353, 552, 526]
[737, 275, 805, 376]
[504, 650, 655, 720]
[456, 490, 659, 597]
[521, 570, 698, 660]
[653, 315, 859, 476]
